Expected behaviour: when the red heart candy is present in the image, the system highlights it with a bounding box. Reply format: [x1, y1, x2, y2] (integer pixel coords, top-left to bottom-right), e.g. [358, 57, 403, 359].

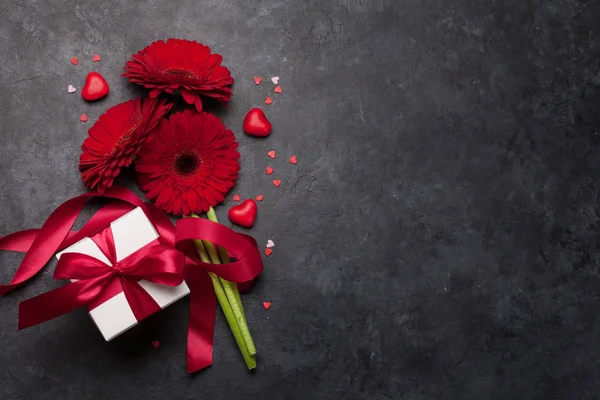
[92, 54, 101, 62]
[274, 85, 282, 93]
[265, 248, 273, 256]
[289, 155, 297, 164]
[267, 150, 276, 159]
[232, 194, 241, 202]
[228, 199, 257, 228]
[151, 340, 160, 348]
[81, 72, 109, 101]
[80, 114, 88, 122]
[70, 57, 78, 65]
[254, 77, 262, 85]
[265, 96, 273, 105]
[256, 195, 264, 202]
[243, 108, 272, 137]
[265, 167, 273, 175]
[263, 301, 271, 310]
[272, 179, 281, 187]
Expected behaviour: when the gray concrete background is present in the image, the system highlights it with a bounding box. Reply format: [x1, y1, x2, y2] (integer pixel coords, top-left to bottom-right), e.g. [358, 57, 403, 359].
[1, 1, 600, 399]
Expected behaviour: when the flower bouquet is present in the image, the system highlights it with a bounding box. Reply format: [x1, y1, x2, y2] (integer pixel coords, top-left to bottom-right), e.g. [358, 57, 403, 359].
[0, 38, 271, 372]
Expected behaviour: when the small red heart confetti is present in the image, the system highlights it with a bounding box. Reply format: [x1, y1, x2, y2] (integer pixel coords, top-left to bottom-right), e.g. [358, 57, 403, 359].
[274, 85, 282, 94]
[265, 248, 273, 256]
[265, 96, 273, 105]
[151, 340, 160, 348]
[92, 54, 101, 62]
[256, 195, 264, 202]
[254, 77, 262, 85]
[80, 114, 88, 122]
[265, 166, 273, 175]
[232, 194, 241, 202]
[289, 155, 297, 164]
[263, 301, 271, 310]
[272, 179, 281, 187]
[70, 57, 78, 65]
[268, 150, 276, 159]
[228, 199, 258, 228]
[271, 76, 279, 84]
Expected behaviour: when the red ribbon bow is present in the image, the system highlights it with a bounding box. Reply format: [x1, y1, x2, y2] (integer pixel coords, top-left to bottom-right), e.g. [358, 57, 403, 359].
[0, 186, 263, 373]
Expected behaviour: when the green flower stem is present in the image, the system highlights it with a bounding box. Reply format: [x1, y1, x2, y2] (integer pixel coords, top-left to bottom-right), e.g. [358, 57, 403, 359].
[188, 216, 256, 370]
[205, 207, 256, 356]
[203, 239, 257, 357]
[217, 245, 245, 320]
[206, 208, 246, 318]
[206, 208, 245, 314]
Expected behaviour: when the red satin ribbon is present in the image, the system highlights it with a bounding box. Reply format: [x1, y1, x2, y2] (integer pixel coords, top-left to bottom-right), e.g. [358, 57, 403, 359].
[0, 186, 263, 373]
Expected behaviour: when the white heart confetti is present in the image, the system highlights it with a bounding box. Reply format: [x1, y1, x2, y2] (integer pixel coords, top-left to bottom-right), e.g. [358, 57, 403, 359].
[271, 76, 279, 85]
[67, 85, 76, 93]
[266, 239, 275, 248]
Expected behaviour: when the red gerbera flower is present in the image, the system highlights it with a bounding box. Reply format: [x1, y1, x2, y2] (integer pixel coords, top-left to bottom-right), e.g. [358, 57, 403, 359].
[123, 39, 234, 111]
[135, 110, 240, 216]
[79, 97, 172, 193]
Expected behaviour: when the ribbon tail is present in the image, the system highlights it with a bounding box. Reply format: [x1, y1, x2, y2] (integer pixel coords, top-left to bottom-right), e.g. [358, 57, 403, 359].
[185, 267, 216, 373]
[0, 230, 82, 253]
[0, 202, 132, 258]
[120, 279, 162, 322]
[0, 229, 43, 253]
[18, 276, 109, 330]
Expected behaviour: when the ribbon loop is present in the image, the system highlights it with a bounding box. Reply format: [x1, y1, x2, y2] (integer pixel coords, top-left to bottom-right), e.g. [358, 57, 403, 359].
[54, 253, 113, 280]
[176, 218, 263, 283]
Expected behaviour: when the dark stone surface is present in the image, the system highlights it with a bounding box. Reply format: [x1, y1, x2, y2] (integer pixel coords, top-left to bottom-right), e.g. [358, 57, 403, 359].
[1, 0, 600, 399]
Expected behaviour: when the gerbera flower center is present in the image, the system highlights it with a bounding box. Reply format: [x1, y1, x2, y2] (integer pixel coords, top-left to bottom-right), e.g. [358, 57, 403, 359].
[175, 152, 200, 174]
[164, 68, 197, 80]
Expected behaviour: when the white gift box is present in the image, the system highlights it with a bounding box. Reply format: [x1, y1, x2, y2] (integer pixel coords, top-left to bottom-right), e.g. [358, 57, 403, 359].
[56, 207, 190, 341]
